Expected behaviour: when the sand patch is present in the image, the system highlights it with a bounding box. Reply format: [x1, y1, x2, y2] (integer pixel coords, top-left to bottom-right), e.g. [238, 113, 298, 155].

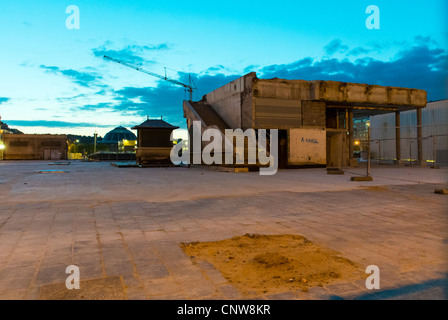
[182, 234, 363, 296]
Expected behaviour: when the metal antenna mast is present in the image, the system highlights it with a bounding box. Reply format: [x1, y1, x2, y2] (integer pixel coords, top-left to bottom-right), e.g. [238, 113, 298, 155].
[103, 55, 196, 101]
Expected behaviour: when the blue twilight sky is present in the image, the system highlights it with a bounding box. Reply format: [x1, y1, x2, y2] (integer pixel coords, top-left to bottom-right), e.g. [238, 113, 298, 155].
[0, 0, 447, 138]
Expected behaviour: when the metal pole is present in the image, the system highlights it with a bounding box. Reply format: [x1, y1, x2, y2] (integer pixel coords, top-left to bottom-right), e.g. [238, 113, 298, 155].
[0, 128, 3, 160]
[433, 135, 437, 167]
[367, 125, 371, 177]
[94, 131, 98, 154]
[417, 108, 423, 164]
[378, 139, 381, 165]
[348, 110, 354, 161]
[395, 111, 401, 163]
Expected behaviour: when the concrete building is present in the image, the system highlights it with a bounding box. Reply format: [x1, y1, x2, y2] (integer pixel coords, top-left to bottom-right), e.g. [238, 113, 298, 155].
[132, 118, 179, 165]
[183, 72, 427, 169]
[2, 134, 68, 160]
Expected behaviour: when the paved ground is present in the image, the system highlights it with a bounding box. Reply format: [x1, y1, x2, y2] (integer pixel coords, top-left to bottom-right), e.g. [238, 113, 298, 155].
[0, 161, 447, 300]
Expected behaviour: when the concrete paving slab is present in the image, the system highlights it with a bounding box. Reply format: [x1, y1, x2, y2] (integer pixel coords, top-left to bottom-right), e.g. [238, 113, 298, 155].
[0, 161, 446, 300]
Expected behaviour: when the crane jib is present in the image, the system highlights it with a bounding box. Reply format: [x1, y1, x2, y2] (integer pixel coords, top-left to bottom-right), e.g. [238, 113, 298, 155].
[102, 55, 196, 100]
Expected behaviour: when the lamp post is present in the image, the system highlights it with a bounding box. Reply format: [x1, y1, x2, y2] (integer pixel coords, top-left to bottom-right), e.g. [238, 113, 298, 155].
[367, 121, 371, 178]
[0, 129, 4, 160]
[0, 143, 4, 160]
[94, 130, 98, 154]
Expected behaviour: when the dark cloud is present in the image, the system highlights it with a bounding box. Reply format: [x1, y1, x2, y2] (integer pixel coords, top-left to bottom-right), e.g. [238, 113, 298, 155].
[347, 46, 371, 56]
[40, 65, 103, 87]
[201, 65, 228, 74]
[92, 43, 169, 64]
[77, 73, 241, 128]
[58, 36, 446, 132]
[244, 65, 260, 73]
[6, 120, 110, 128]
[0, 97, 10, 104]
[260, 41, 447, 101]
[324, 39, 349, 56]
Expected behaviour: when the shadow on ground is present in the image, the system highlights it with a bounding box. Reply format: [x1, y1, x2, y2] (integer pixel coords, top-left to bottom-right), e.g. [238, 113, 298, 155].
[334, 274, 448, 300]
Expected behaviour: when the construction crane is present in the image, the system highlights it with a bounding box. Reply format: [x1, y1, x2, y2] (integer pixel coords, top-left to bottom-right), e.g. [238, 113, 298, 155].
[103, 55, 196, 101]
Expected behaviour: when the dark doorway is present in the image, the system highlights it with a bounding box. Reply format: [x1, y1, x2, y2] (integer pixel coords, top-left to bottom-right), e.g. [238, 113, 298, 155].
[278, 130, 288, 169]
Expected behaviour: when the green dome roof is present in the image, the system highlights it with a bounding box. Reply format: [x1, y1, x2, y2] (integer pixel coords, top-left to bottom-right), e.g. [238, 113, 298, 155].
[101, 126, 136, 144]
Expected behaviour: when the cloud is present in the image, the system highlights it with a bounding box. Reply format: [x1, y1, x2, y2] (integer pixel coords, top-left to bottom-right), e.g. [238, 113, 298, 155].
[324, 39, 349, 56]
[92, 43, 169, 64]
[0, 97, 10, 104]
[260, 39, 448, 101]
[5, 120, 110, 128]
[46, 36, 445, 133]
[76, 72, 241, 128]
[40, 65, 103, 87]
[347, 46, 371, 57]
[201, 65, 229, 74]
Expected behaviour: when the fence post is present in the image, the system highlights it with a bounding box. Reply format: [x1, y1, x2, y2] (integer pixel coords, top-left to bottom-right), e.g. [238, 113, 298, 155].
[395, 111, 401, 164]
[432, 135, 439, 169]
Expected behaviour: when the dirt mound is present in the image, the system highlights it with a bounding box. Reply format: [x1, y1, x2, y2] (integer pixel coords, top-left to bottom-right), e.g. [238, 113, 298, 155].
[182, 234, 363, 296]
[253, 252, 291, 268]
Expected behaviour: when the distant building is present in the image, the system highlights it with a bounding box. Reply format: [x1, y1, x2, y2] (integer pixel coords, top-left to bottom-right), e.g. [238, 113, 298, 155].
[118, 139, 137, 153]
[2, 134, 67, 160]
[98, 126, 137, 152]
[370, 99, 448, 164]
[132, 118, 179, 165]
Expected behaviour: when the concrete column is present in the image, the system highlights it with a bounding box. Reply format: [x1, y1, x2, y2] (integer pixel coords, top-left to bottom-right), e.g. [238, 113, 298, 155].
[417, 108, 424, 165]
[395, 111, 401, 164]
[348, 110, 356, 167]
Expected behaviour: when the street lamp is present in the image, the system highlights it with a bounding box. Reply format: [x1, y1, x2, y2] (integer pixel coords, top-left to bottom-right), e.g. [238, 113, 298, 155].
[0, 143, 5, 160]
[366, 121, 371, 178]
[94, 130, 98, 153]
[0, 128, 4, 160]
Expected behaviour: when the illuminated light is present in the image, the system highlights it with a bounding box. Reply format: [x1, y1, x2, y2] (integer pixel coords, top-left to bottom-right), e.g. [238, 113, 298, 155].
[0, 145, 5, 150]
[354, 141, 361, 146]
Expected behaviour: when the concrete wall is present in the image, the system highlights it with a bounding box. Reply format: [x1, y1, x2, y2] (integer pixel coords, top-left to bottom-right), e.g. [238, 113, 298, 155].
[205, 73, 257, 129]
[3, 134, 67, 160]
[289, 128, 326, 165]
[253, 97, 301, 128]
[310, 81, 427, 107]
[301, 101, 326, 127]
[252, 78, 313, 129]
